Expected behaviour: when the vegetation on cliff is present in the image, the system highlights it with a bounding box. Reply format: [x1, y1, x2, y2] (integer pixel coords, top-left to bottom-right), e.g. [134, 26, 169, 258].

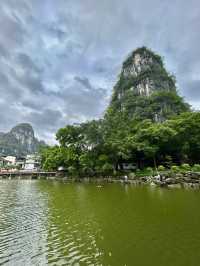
[41, 47, 200, 176]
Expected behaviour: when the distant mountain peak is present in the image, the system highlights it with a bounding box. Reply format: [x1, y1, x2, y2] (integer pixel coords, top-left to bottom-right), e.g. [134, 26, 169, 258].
[11, 123, 35, 138]
[0, 123, 46, 157]
[118, 46, 176, 97]
[108, 47, 189, 121]
[11, 123, 34, 132]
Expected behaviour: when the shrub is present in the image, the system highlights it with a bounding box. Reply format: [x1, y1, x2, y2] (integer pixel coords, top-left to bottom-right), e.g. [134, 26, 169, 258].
[181, 163, 191, 172]
[129, 172, 136, 180]
[81, 167, 94, 176]
[158, 165, 165, 172]
[171, 165, 180, 173]
[192, 164, 200, 172]
[102, 163, 113, 175]
[136, 168, 153, 177]
[136, 169, 141, 176]
[146, 167, 153, 174]
[67, 166, 77, 176]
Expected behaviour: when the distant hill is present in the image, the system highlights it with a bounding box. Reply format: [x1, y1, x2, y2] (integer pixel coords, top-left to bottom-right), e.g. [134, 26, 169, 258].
[0, 123, 46, 157]
[109, 47, 190, 122]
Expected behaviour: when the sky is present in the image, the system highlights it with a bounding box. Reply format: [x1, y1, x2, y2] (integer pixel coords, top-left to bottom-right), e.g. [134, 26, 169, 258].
[0, 0, 199, 143]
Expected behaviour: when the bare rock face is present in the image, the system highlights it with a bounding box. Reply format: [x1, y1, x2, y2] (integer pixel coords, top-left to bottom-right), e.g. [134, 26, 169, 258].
[0, 123, 46, 156]
[109, 47, 189, 121]
[117, 47, 176, 98]
[122, 52, 154, 78]
[10, 124, 36, 153]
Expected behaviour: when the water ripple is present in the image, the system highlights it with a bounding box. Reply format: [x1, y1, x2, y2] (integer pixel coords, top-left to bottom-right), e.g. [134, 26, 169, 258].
[0, 180, 103, 265]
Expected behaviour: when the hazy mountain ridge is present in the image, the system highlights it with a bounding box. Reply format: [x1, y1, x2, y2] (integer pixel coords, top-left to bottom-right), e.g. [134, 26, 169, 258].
[0, 123, 46, 157]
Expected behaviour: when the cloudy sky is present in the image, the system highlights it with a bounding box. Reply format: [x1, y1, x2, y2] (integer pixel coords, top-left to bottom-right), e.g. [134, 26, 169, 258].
[0, 0, 199, 143]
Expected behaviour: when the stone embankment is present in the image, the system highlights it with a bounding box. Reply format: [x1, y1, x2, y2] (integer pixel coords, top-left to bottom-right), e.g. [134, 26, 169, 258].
[66, 172, 200, 189]
[132, 172, 200, 189]
[54, 171, 200, 189]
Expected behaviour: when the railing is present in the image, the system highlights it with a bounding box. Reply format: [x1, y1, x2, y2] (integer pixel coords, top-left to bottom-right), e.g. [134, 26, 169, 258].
[0, 171, 57, 179]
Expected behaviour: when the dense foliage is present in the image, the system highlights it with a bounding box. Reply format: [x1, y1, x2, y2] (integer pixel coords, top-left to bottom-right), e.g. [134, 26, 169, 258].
[41, 111, 200, 176]
[109, 90, 189, 122]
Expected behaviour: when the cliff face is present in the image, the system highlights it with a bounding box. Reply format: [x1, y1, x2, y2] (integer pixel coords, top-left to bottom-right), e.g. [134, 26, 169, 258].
[11, 124, 35, 146]
[0, 123, 46, 156]
[110, 47, 189, 121]
[121, 48, 175, 96]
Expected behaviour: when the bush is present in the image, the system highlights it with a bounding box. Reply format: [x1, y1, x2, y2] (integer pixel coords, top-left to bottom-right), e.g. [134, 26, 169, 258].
[136, 169, 141, 176]
[181, 163, 191, 172]
[136, 168, 153, 177]
[129, 172, 136, 180]
[102, 163, 113, 175]
[192, 164, 200, 172]
[68, 166, 78, 176]
[171, 165, 180, 173]
[81, 166, 94, 176]
[146, 167, 153, 174]
[158, 165, 165, 171]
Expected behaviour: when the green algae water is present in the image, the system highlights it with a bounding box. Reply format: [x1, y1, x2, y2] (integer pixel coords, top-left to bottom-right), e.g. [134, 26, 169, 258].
[0, 180, 200, 266]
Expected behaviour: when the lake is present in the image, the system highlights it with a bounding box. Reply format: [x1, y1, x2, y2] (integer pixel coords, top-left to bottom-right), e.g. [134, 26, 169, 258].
[0, 180, 200, 266]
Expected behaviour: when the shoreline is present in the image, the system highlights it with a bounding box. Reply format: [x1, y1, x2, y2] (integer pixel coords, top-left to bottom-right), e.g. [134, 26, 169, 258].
[59, 176, 200, 189]
[1, 171, 200, 189]
[51, 170, 200, 189]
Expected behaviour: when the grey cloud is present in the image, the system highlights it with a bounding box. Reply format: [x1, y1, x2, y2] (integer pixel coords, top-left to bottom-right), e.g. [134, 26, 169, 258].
[26, 109, 65, 132]
[16, 53, 41, 74]
[22, 100, 45, 111]
[182, 80, 200, 102]
[14, 72, 45, 94]
[0, 43, 10, 59]
[0, 101, 24, 131]
[0, 0, 199, 143]
[0, 70, 23, 101]
[74, 76, 93, 90]
[56, 77, 108, 118]
[0, 72, 9, 86]
[0, 7, 27, 49]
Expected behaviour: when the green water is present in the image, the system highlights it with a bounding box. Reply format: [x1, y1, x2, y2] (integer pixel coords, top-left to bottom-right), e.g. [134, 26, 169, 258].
[0, 180, 200, 265]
